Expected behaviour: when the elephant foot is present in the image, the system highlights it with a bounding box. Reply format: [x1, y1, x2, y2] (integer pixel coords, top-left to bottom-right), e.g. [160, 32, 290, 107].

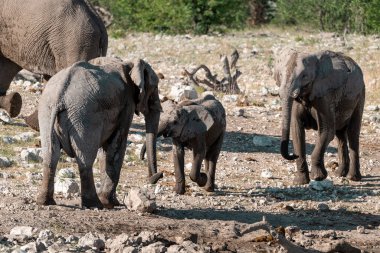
[81, 196, 104, 209]
[334, 164, 348, 177]
[24, 110, 40, 131]
[36, 194, 56, 206]
[347, 171, 362, 181]
[0, 92, 22, 118]
[149, 172, 163, 184]
[204, 182, 215, 192]
[174, 181, 186, 195]
[293, 172, 310, 185]
[192, 173, 207, 187]
[310, 166, 327, 181]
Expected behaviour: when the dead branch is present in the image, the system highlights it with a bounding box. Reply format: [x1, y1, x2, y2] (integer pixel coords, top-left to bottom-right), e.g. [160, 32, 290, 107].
[241, 217, 361, 253]
[183, 49, 241, 94]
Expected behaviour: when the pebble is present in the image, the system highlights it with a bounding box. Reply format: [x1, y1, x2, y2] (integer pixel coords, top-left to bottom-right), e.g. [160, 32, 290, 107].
[357, 226, 366, 234]
[0, 157, 11, 168]
[317, 203, 330, 211]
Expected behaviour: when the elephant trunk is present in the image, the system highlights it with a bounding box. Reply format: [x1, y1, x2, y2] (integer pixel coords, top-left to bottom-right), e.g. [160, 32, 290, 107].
[140, 122, 166, 161]
[145, 111, 163, 184]
[280, 89, 298, 160]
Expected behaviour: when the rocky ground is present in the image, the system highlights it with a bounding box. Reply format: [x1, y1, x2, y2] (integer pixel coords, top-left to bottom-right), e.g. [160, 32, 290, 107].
[1, 29, 380, 252]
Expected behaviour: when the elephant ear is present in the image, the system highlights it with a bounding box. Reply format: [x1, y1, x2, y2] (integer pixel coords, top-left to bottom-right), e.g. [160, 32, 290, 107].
[130, 59, 162, 115]
[180, 106, 214, 142]
[273, 48, 298, 87]
[309, 51, 349, 100]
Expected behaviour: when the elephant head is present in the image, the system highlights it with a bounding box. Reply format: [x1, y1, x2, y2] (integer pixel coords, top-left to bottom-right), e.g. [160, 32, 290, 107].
[274, 49, 348, 160]
[157, 100, 214, 142]
[130, 59, 163, 184]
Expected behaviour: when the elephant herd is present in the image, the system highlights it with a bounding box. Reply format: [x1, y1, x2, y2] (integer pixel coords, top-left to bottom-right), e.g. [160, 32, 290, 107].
[0, 0, 365, 209]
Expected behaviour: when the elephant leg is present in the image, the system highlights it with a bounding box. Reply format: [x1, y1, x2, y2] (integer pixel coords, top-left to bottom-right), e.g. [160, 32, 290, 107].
[204, 133, 224, 192]
[0, 56, 22, 117]
[346, 105, 364, 181]
[36, 133, 60, 205]
[189, 138, 207, 187]
[334, 127, 350, 177]
[173, 141, 186, 194]
[310, 108, 335, 181]
[291, 104, 310, 185]
[71, 138, 103, 209]
[98, 132, 128, 209]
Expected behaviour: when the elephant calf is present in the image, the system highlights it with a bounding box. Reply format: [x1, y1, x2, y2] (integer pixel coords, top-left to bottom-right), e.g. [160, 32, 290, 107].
[274, 48, 365, 185]
[141, 95, 226, 194]
[37, 57, 162, 209]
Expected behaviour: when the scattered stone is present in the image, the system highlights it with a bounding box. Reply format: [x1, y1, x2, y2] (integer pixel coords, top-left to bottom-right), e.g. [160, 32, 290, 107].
[321, 230, 337, 239]
[252, 135, 274, 147]
[1, 136, 16, 144]
[169, 84, 197, 102]
[20, 148, 43, 163]
[26, 172, 43, 182]
[309, 179, 334, 191]
[57, 168, 76, 179]
[66, 235, 79, 244]
[167, 245, 185, 253]
[0, 157, 11, 168]
[317, 203, 330, 211]
[139, 231, 157, 246]
[366, 105, 379, 111]
[0, 111, 11, 123]
[55, 179, 80, 195]
[78, 232, 105, 250]
[260, 169, 274, 179]
[14, 132, 36, 142]
[222, 95, 238, 103]
[233, 108, 245, 117]
[124, 188, 157, 213]
[10, 226, 37, 237]
[141, 241, 166, 253]
[260, 87, 269, 96]
[357, 226, 366, 234]
[38, 229, 54, 241]
[20, 241, 46, 252]
[106, 233, 131, 252]
[285, 226, 300, 235]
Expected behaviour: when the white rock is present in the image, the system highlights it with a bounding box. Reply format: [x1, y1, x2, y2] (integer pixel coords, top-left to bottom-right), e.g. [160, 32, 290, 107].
[260, 87, 269, 96]
[57, 168, 76, 179]
[0, 157, 11, 168]
[183, 86, 198, 100]
[106, 233, 131, 252]
[22, 80, 32, 88]
[38, 229, 54, 241]
[222, 95, 238, 103]
[357, 226, 366, 234]
[55, 179, 80, 195]
[78, 232, 105, 250]
[366, 105, 379, 111]
[10, 226, 37, 238]
[1, 136, 16, 144]
[20, 241, 46, 253]
[167, 245, 186, 253]
[14, 132, 36, 142]
[0, 111, 11, 123]
[309, 179, 334, 191]
[168, 83, 198, 102]
[65, 235, 79, 244]
[20, 148, 43, 163]
[260, 169, 274, 179]
[252, 135, 274, 147]
[141, 242, 166, 253]
[124, 188, 156, 213]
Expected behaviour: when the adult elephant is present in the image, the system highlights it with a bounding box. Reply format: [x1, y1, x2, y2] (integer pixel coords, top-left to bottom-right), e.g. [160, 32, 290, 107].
[274, 48, 365, 185]
[37, 57, 162, 208]
[0, 0, 107, 119]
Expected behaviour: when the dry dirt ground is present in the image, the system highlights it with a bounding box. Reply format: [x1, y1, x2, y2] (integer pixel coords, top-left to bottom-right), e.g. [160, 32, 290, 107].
[1, 29, 380, 252]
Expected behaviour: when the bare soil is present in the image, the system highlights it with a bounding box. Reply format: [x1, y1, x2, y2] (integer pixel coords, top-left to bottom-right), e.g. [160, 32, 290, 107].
[1, 29, 380, 252]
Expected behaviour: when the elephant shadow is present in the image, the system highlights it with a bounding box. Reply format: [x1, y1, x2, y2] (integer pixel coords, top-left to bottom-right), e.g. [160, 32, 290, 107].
[157, 207, 380, 232]
[222, 131, 338, 154]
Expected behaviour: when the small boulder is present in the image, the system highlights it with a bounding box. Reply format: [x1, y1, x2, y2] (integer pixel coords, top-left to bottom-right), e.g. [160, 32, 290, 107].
[124, 188, 156, 213]
[78, 232, 105, 250]
[141, 242, 166, 253]
[55, 179, 80, 195]
[20, 148, 43, 163]
[0, 157, 11, 168]
[317, 202, 330, 212]
[309, 179, 334, 191]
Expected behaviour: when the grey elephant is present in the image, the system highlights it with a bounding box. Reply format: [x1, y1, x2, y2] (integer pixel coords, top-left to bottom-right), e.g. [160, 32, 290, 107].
[36, 57, 162, 209]
[0, 0, 107, 120]
[141, 95, 226, 194]
[274, 48, 365, 185]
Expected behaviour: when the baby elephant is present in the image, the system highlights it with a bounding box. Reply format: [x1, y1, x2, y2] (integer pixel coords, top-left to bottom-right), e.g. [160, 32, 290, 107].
[37, 57, 162, 209]
[141, 95, 226, 194]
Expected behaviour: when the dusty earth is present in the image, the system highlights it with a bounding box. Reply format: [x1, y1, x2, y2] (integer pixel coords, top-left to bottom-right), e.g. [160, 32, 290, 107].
[1, 29, 380, 252]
